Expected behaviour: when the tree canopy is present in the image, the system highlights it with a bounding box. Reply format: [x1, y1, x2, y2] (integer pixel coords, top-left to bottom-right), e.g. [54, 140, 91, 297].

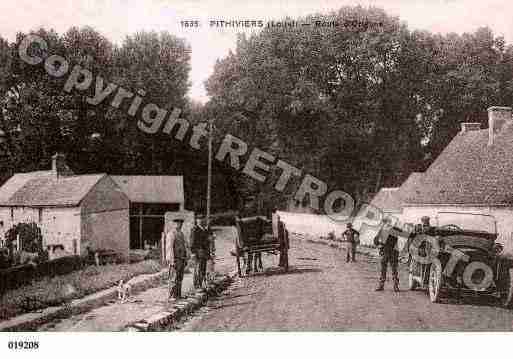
[1, 6, 513, 215]
[206, 6, 513, 212]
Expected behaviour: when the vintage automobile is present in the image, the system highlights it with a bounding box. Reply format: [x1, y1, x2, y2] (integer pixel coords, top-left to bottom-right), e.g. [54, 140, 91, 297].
[407, 212, 513, 307]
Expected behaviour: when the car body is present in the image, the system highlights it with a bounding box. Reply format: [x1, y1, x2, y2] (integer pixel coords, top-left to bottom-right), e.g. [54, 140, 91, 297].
[407, 212, 513, 307]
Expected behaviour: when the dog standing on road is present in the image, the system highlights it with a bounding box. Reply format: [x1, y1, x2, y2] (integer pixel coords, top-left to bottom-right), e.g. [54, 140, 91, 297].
[117, 279, 132, 303]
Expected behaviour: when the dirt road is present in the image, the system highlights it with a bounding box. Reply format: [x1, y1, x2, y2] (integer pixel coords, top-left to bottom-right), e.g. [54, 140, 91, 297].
[180, 238, 513, 331]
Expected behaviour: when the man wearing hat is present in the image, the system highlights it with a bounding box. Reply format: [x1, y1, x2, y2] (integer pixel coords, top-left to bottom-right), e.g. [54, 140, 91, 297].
[191, 215, 211, 289]
[343, 222, 360, 262]
[374, 217, 400, 292]
[169, 218, 189, 299]
[420, 216, 434, 234]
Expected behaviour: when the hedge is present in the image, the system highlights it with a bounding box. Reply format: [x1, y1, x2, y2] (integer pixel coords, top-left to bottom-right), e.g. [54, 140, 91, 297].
[0, 255, 87, 295]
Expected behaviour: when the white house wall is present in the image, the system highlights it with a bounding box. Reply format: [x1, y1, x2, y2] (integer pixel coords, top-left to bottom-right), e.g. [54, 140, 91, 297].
[42, 207, 81, 254]
[0, 206, 81, 255]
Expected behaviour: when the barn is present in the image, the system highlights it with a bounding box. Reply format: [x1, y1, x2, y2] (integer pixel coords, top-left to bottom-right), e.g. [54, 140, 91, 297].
[110, 176, 184, 250]
[0, 154, 130, 260]
[402, 106, 513, 253]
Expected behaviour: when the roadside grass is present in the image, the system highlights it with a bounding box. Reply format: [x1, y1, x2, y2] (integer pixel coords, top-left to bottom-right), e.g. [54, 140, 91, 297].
[0, 259, 163, 322]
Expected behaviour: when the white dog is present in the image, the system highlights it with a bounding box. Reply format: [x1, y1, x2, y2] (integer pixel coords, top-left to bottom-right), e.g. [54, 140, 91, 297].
[117, 279, 132, 303]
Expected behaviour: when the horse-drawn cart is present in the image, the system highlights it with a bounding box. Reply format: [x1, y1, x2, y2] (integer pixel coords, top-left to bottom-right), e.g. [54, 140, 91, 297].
[234, 215, 289, 276]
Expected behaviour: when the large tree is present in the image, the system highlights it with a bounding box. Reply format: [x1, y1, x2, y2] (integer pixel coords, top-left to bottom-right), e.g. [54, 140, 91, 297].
[206, 6, 432, 211]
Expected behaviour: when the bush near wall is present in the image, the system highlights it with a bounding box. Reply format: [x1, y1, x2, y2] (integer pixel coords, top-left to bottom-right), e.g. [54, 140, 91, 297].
[0, 259, 162, 321]
[0, 256, 87, 294]
[5, 222, 43, 253]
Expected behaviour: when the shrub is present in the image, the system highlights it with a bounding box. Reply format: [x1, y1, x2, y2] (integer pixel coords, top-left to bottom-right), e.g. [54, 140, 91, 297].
[0, 255, 86, 294]
[6, 222, 43, 254]
[0, 259, 162, 321]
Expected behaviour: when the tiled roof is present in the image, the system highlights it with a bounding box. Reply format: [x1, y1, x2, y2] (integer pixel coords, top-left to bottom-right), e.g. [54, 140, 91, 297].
[398, 172, 424, 204]
[404, 125, 513, 205]
[110, 176, 184, 204]
[370, 187, 402, 213]
[0, 172, 106, 207]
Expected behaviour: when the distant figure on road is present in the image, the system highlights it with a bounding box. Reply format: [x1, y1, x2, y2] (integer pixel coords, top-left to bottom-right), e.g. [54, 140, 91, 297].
[191, 216, 211, 289]
[169, 218, 189, 299]
[343, 223, 359, 262]
[374, 218, 400, 292]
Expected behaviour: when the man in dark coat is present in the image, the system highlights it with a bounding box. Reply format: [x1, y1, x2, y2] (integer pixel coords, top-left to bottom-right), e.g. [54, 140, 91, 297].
[277, 217, 289, 269]
[374, 218, 400, 292]
[170, 219, 188, 299]
[343, 223, 360, 262]
[191, 216, 211, 289]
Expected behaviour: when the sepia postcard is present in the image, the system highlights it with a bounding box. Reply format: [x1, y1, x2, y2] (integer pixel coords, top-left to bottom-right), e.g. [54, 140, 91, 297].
[0, 1, 513, 357]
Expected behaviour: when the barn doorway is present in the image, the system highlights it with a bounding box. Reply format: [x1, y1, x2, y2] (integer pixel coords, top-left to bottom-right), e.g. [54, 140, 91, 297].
[129, 202, 180, 249]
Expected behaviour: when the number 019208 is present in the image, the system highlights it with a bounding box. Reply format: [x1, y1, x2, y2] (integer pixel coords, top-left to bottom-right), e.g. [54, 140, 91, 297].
[8, 341, 39, 350]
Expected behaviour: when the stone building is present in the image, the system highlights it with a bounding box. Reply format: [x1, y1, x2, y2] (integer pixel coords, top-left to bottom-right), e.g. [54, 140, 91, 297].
[0, 154, 130, 260]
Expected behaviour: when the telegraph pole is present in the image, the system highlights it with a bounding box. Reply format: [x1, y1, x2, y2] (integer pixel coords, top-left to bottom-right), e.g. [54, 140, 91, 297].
[206, 118, 214, 226]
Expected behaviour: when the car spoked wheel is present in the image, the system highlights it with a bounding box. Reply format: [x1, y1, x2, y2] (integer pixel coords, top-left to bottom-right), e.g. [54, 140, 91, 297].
[428, 263, 442, 303]
[499, 267, 513, 308]
[408, 259, 418, 290]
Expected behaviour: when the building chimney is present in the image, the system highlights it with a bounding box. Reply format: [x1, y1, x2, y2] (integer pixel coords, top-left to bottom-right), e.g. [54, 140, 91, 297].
[52, 153, 73, 177]
[488, 106, 512, 146]
[460, 122, 481, 133]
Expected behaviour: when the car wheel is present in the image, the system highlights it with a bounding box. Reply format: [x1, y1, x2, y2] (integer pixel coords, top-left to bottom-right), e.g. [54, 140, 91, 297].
[408, 260, 418, 290]
[499, 267, 513, 308]
[428, 263, 442, 303]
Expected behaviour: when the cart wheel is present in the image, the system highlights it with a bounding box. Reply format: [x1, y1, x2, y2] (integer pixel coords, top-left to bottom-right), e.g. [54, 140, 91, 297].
[499, 267, 513, 308]
[428, 263, 442, 303]
[408, 260, 418, 291]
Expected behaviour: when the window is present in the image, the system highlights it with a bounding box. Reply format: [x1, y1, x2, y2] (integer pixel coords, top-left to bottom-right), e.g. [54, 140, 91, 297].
[10, 208, 13, 221]
[38, 208, 43, 223]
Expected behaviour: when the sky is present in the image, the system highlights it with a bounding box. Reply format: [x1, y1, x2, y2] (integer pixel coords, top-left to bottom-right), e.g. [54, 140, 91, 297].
[1, 0, 512, 103]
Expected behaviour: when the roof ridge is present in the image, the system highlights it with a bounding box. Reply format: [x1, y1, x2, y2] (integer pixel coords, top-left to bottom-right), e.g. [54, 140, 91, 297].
[404, 127, 513, 205]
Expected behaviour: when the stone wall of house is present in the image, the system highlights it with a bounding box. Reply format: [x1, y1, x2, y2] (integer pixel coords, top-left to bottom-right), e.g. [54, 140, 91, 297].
[81, 208, 130, 261]
[0, 206, 81, 255]
[81, 176, 130, 261]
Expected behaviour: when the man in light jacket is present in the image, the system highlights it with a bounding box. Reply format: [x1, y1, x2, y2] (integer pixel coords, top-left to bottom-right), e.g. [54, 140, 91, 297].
[168, 218, 189, 299]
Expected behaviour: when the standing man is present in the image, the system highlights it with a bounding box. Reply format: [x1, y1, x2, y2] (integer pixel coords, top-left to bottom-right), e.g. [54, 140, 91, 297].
[206, 226, 217, 286]
[191, 216, 210, 289]
[169, 218, 189, 299]
[277, 216, 289, 269]
[420, 216, 433, 234]
[0, 221, 5, 249]
[374, 218, 400, 292]
[343, 223, 359, 263]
